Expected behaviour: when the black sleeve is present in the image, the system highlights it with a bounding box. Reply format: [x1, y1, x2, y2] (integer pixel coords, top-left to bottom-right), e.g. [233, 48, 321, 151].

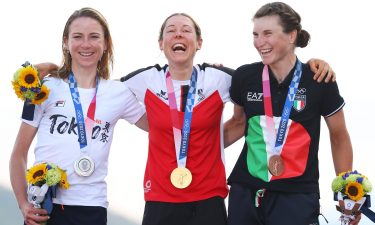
[320, 81, 345, 117]
[230, 66, 246, 106]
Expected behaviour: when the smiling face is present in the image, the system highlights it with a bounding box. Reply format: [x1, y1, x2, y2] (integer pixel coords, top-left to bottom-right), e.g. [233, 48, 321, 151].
[159, 15, 202, 67]
[253, 15, 296, 67]
[64, 16, 107, 73]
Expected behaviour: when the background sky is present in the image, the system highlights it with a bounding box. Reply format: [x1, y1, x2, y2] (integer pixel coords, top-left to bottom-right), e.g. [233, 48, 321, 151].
[1, 0, 374, 224]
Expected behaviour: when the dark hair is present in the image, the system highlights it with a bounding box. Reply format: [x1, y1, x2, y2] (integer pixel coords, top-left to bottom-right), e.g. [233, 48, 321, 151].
[158, 13, 202, 41]
[253, 2, 310, 48]
[58, 7, 114, 79]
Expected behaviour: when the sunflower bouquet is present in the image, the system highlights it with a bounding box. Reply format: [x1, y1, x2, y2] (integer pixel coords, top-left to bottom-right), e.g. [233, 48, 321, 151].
[12, 61, 50, 105]
[26, 163, 69, 215]
[332, 170, 373, 224]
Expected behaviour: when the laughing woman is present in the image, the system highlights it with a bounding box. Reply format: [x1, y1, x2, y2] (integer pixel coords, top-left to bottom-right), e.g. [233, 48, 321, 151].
[225, 2, 359, 225]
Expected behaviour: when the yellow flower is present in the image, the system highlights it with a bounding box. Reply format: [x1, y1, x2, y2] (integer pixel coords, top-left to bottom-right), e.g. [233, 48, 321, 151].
[26, 163, 47, 185]
[59, 168, 70, 189]
[12, 81, 25, 101]
[345, 181, 365, 201]
[32, 85, 50, 105]
[18, 65, 39, 88]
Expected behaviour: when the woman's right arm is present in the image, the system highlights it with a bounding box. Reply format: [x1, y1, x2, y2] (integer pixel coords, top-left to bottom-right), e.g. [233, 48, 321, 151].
[9, 122, 48, 225]
[223, 103, 246, 148]
[34, 62, 59, 79]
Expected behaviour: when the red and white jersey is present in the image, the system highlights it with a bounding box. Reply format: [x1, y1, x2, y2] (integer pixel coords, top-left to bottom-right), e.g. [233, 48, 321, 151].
[122, 63, 233, 202]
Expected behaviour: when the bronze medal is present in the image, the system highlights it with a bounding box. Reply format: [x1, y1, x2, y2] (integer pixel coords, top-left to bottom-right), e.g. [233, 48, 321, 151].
[268, 155, 284, 176]
[170, 167, 192, 189]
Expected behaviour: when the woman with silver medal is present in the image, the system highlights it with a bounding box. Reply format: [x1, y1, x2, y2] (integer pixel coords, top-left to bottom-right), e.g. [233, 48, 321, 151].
[9, 8, 147, 225]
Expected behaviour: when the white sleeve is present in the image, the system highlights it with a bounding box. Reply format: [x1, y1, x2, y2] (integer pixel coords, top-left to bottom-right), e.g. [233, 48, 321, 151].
[21, 102, 45, 128]
[121, 83, 146, 124]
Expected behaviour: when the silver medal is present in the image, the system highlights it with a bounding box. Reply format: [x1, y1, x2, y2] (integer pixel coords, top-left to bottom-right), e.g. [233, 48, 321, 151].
[74, 156, 95, 176]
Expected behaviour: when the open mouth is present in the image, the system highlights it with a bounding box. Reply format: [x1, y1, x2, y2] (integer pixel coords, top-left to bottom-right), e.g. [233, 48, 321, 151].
[172, 43, 186, 52]
[260, 49, 272, 55]
[79, 52, 94, 56]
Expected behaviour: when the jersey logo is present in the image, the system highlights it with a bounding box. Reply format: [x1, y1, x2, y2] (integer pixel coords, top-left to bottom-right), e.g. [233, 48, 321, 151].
[144, 180, 151, 193]
[247, 92, 263, 102]
[55, 100, 66, 107]
[156, 90, 168, 100]
[198, 88, 205, 102]
[293, 88, 306, 112]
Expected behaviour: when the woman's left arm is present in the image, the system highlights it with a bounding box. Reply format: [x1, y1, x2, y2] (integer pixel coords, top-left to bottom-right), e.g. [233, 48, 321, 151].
[307, 58, 336, 83]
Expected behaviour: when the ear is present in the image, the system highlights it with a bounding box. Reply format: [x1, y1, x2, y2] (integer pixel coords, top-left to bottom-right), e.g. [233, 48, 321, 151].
[290, 30, 297, 44]
[159, 40, 163, 50]
[63, 38, 69, 51]
[197, 38, 203, 50]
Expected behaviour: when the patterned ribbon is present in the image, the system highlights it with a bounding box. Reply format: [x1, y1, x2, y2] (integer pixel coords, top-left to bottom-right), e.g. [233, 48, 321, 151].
[165, 68, 198, 167]
[262, 59, 302, 155]
[68, 73, 98, 150]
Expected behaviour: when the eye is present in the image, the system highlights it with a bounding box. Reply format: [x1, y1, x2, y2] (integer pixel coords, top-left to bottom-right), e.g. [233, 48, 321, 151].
[264, 31, 272, 36]
[166, 28, 176, 33]
[91, 34, 100, 39]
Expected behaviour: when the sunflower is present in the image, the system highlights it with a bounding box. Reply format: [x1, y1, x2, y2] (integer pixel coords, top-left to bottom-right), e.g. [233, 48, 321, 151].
[32, 85, 50, 105]
[12, 81, 25, 101]
[345, 181, 365, 201]
[17, 65, 40, 88]
[26, 163, 47, 185]
[59, 168, 70, 189]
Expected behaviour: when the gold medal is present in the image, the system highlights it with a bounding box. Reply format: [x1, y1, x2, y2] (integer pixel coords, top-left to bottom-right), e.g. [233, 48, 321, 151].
[268, 155, 284, 176]
[170, 167, 192, 189]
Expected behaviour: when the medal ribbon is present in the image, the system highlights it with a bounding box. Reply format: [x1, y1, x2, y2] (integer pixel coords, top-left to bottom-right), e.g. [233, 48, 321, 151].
[68, 73, 99, 150]
[262, 59, 302, 155]
[165, 68, 198, 168]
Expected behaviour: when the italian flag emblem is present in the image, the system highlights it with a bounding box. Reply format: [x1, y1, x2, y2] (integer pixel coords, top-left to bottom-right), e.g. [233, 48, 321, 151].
[293, 95, 306, 112]
[246, 115, 310, 182]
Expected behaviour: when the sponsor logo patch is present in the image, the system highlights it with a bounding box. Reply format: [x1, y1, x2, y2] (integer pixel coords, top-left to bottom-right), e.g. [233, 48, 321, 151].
[247, 92, 263, 102]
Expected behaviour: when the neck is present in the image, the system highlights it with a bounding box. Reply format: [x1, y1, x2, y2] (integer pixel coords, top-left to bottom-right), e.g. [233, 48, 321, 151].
[168, 63, 194, 81]
[269, 54, 296, 83]
[71, 66, 97, 88]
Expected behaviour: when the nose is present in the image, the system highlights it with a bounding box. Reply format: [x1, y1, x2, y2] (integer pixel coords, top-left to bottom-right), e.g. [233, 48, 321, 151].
[175, 30, 182, 38]
[81, 37, 92, 47]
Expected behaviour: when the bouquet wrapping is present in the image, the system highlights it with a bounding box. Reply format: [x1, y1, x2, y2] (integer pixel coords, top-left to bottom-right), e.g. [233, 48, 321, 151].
[332, 170, 374, 224]
[26, 163, 69, 215]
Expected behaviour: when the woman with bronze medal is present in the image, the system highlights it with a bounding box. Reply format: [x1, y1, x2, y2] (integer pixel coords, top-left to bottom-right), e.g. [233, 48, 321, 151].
[9, 8, 147, 225]
[225, 2, 360, 225]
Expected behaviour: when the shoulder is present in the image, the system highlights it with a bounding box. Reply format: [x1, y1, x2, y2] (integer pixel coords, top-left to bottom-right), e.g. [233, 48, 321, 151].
[120, 64, 166, 82]
[301, 63, 314, 79]
[233, 62, 263, 81]
[198, 63, 234, 76]
[42, 76, 66, 89]
[99, 78, 127, 92]
[235, 62, 263, 74]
